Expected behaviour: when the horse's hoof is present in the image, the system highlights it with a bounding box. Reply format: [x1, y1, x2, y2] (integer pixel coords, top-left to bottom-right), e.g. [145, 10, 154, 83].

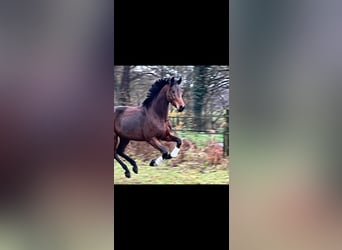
[125, 171, 131, 178]
[133, 166, 138, 174]
[162, 153, 172, 160]
[149, 159, 156, 166]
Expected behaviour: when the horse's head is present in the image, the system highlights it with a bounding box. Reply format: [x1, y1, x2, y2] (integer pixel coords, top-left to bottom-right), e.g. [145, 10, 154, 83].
[167, 77, 185, 112]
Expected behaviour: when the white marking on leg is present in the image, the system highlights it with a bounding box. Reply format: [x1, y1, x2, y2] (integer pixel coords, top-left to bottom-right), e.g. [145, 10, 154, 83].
[170, 147, 180, 157]
[155, 156, 163, 165]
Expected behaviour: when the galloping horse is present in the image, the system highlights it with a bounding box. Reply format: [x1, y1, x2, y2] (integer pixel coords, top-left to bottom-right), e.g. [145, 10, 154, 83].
[114, 77, 185, 178]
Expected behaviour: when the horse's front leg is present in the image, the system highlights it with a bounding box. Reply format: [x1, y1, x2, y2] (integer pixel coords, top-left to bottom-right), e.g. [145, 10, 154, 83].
[163, 135, 182, 158]
[147, 137, 171, 166]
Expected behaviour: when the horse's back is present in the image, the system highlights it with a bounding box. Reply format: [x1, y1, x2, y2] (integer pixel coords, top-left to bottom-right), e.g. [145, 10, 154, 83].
[114, 105, 147, 140]
[114, 106, 129, 118]
[114, 106, 127, 135]
[114, 106, 126, 113]
[114, 105, 145, 123]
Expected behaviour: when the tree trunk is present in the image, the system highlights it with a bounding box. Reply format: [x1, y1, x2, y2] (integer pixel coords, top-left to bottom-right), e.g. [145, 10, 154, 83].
[192, 66, 209, 131]
[223, 109, 229, 156]
[119, 66, 131, 105]
[113, 66, 121, 104]
[160, 66, 166, 78]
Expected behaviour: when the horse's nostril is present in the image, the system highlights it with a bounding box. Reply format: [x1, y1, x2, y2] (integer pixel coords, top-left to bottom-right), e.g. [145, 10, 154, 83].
[178, 106, 185, 112]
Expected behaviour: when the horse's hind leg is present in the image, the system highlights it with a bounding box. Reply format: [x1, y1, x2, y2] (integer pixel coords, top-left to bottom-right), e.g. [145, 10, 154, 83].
[114, 135, 131, 178]
[114, 154, 131, 178]
[117, 138, 138, 174]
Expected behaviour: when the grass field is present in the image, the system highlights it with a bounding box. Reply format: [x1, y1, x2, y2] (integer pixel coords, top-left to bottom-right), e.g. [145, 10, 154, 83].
[114, 131, 229, 185]
[176, 131, 224, 148]
[114, 159, 229, 184]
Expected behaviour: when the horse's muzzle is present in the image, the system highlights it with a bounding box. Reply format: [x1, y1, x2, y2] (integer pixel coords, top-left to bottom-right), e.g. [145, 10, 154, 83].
[177, 105, 185, 112]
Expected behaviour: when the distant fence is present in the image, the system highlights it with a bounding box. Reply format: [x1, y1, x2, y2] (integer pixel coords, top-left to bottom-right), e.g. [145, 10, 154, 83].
[169, 109, 229, 156]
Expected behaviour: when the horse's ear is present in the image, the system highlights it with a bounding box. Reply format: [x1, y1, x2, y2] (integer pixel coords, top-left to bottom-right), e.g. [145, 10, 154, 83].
[170, 77, 175, 85]
[177, 77, 182, 84]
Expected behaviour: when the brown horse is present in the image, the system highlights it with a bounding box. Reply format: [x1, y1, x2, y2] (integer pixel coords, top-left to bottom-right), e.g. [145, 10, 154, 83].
[114, 77, 185, 178]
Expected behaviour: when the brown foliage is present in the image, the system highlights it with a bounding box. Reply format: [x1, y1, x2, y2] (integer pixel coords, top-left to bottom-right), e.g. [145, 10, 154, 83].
[125, 139, 229, 169]
[203, 141, 225, 165]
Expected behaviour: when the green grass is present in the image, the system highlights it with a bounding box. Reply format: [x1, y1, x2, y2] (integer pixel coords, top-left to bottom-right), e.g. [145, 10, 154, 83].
[174, 131, 223, 148]
[114, 130, 229, 184]
[114, 158, 229, 185]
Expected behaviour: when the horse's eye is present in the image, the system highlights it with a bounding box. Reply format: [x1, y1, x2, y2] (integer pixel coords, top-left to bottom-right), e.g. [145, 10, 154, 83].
[172, 90, 175, 94]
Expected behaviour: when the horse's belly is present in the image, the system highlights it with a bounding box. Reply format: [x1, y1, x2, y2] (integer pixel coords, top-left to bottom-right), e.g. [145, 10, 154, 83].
[117, 131, 144, 141]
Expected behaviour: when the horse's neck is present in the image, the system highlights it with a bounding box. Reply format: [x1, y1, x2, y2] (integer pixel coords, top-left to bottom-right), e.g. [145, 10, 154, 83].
[150, 89, 169, 121]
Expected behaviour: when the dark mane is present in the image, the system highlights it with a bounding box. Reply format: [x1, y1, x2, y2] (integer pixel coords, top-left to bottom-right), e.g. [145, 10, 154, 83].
[142, 78, 171, 107]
